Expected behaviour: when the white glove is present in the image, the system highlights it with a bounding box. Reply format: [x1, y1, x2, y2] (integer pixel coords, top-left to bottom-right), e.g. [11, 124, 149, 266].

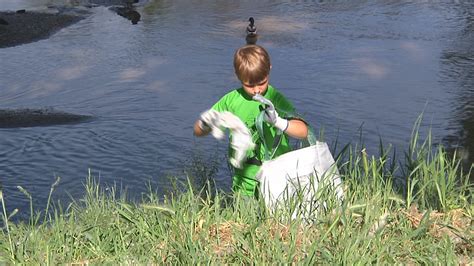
[252, 94, 288, 132]
[264, 107, 288, 132]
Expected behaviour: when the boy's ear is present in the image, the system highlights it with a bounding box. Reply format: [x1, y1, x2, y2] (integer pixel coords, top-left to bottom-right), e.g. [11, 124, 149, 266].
[270, 65, 272, 69]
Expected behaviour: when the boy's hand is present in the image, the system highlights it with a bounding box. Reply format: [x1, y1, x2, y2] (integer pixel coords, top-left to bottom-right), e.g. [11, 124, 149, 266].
[264, 108, 289, 132]
[252, 94, 289, 132]
[198, 120, 211, 132]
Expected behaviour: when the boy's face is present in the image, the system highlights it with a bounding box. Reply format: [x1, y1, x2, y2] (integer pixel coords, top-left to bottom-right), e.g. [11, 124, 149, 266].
[242, 76, 269, 97]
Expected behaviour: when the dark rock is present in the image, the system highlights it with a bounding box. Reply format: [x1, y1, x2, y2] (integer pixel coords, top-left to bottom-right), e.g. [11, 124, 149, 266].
[110, 6, 141, 24]
[0, 0, 143, 48]
[0, 17, 8, 25]
[0, 11, 86, 48]
[0, 108, 94, 128]
[89, 0, 139, 7]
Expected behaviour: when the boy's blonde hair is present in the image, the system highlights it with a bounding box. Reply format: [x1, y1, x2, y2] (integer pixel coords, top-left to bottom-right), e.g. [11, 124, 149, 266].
[233, 45, 271, 85]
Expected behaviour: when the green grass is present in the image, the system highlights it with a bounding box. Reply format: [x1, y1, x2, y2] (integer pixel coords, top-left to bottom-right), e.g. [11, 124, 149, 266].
[0, 126, 473, 264]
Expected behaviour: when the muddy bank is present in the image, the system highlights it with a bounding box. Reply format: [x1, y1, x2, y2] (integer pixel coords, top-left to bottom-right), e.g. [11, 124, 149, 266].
[0, 11, 85, 48]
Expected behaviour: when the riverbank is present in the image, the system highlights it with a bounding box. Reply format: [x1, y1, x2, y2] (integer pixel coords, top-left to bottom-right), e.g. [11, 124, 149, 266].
[0, 130, 472, 264]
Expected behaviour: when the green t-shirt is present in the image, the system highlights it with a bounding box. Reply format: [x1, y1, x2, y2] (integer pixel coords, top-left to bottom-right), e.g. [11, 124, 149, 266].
[212, 85, 296, 196]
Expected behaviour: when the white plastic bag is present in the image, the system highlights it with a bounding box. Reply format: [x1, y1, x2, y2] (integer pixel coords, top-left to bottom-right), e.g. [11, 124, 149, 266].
[255, 137, 344, 221]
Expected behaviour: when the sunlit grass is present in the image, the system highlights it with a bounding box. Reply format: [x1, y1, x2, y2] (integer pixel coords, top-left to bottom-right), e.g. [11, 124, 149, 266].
[0, 122, 472, 264]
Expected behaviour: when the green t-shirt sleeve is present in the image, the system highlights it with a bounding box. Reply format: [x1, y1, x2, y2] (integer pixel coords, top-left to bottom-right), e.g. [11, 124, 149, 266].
[211, 93, 231, 112]
[273, 89, 309, 127]
[272, 90, 296, 118]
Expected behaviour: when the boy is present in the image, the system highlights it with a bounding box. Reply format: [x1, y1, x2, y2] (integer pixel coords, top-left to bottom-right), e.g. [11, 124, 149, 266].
[193, 44, 308, 197]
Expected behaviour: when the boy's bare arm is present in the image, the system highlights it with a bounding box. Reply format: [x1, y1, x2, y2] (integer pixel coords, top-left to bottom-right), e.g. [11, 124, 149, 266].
[285, 119, 308, 139]
[195, 114, 308, 139]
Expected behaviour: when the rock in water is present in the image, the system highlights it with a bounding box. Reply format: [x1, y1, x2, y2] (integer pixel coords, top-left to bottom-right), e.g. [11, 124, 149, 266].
[0, 108, 94, 128]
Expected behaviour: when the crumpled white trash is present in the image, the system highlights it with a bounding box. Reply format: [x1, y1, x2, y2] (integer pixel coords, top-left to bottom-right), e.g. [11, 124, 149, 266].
[200, 109, 255, 169]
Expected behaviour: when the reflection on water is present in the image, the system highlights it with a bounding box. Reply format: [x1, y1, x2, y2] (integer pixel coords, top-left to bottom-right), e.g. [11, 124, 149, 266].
[0, 0, 473, 219]
[439, 2, 474, 179]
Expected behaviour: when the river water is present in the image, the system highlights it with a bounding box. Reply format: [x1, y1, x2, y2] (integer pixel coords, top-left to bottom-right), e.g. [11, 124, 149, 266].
[0, 0, 473, 217]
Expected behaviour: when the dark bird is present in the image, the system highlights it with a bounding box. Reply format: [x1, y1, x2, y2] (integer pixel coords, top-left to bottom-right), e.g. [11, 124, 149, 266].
[245, 17, 258, 44]
[247, 17, 257, 35]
